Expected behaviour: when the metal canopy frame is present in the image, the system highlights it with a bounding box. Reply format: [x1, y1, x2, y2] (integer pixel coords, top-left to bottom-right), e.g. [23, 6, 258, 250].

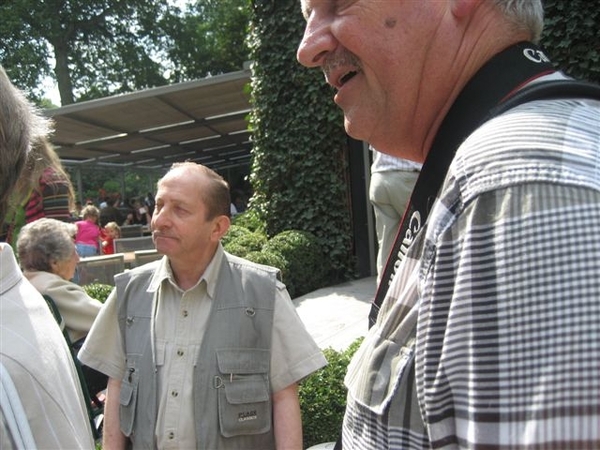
[45, 69, 252, 172]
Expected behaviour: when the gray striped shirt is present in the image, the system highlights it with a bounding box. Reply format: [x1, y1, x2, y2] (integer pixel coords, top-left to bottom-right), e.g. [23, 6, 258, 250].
[343, 96, 600, 449]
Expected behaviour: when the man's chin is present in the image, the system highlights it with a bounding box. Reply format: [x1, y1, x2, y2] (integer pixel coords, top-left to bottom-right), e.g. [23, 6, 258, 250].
[343, 116, 368, 143]
[153, 236, 175, 254]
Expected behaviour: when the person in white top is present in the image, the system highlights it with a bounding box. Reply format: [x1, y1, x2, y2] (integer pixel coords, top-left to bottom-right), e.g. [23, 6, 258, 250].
[0, 64, 94, 449]
[369, 147, 421, 282]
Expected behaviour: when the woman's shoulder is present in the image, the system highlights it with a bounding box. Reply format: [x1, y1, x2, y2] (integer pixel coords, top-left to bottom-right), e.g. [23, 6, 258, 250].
[24, 270, 66, 292]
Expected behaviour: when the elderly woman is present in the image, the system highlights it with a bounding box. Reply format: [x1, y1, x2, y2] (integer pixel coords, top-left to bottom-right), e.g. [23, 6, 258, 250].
[17, 217, 107, 396]
[17, 217, 101, 343]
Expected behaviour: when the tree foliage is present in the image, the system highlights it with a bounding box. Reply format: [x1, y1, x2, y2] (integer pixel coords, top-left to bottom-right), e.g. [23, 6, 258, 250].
[0, 0, 174, 105]
[165, 0, 251, 81]
[0, 0, 251, 105]
[248, 0, 355, 283]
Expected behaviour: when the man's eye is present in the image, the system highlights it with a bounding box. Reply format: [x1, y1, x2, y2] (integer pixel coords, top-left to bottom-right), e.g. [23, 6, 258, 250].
[335, 0, 356, 14]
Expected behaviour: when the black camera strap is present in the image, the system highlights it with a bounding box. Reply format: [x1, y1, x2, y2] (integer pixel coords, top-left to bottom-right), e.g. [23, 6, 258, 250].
[368, 42, 561, 327]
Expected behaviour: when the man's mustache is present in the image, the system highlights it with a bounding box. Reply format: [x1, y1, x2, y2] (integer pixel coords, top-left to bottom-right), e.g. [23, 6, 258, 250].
[323, 50, 362, 79]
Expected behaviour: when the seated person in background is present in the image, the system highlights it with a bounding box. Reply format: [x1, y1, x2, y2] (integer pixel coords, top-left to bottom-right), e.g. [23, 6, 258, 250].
[75, 204, 101, 257]
[71, 200, 83, 220]
[99, 197, 123, 228]
[17, 217, 108, 398]
[231, 189, 247, 214]
[230, 201, 239, 217]
[101, 221, 121, 255]
[144, 191, 155, 216]
[131, 198, 151, 226]
[121, 211, 136, 227]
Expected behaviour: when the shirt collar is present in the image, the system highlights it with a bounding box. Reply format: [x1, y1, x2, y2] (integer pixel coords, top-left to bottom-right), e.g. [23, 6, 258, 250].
[148, 243, 224, 298]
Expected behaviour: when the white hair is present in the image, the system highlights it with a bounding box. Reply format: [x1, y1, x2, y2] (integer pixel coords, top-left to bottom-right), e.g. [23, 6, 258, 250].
[0, 66, 52, 222]
[492, 0, 545, 43]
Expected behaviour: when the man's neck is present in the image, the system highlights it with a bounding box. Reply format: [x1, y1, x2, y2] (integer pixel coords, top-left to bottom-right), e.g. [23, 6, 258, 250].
[169, 247, 217, 291]
[171, 262, 206, 291]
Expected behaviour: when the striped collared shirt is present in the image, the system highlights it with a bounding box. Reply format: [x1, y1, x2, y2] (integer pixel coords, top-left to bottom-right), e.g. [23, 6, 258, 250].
[371, 148, 423, 173]
[343, 95, 600, 448]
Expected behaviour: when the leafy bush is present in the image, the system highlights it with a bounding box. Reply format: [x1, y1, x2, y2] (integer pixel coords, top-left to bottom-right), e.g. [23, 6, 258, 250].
[232, 208, 266, 234]
[300, 338, 364, 448]
[223, 231, 267, 256]
[221, 224, 253, 247]
[223, 242, 251, 258]
[244, 250, 289, 282]
[83, 283, 113, 303]
[263, 230, 326, 298]
[222, 225, 331, 296]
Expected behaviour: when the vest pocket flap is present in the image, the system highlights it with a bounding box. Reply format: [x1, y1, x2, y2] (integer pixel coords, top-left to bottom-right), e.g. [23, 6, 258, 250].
[223, 376, 270, 404]
[217, 348, 270, 374]
[119, 379, 138, 437]
[120, 380, 135, 406]
[218, 375, 271, 437]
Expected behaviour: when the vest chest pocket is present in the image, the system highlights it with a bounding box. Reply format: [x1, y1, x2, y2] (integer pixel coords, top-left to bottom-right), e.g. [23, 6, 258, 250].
[215, 348, 271, 437]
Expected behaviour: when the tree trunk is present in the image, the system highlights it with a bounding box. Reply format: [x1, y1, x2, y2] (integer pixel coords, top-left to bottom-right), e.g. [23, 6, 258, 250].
[53, 41, 74, 105]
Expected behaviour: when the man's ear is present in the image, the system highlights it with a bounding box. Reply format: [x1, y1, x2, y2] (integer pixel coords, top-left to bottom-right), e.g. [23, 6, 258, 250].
[212, 215, 231, 242]
[451, 0, 480, 19]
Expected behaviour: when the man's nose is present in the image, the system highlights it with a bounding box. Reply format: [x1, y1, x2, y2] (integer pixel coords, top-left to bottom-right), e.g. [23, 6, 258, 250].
[297, 14, 335, 68]
[151, 208, 168, 230]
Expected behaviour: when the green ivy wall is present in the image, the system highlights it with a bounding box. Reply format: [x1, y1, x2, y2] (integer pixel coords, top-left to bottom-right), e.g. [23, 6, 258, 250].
[248, 0, 355, 283]
[542, 0, 599, 84]
[246, 0, 599, 285]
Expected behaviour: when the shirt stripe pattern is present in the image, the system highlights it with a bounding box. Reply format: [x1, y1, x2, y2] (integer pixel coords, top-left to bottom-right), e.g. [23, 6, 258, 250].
[343, 98, 600, 449]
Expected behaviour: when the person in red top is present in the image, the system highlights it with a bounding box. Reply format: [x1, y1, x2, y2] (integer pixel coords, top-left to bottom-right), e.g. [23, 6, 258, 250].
[101, 221, 121, 255]
[22, 138, 74, 223]
[2, 137, 74, 246]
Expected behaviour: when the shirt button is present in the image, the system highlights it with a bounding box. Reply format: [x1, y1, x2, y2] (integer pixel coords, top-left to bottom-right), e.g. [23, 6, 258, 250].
[171, 390, 178, 397]
[182, 310, 188, 317]
[168, 431, 174, 439]
[177, 349, 184, 356]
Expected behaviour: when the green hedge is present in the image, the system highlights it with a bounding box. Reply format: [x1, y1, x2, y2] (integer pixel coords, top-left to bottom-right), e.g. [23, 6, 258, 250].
[244, 250, 289, 282]
[231, 209, 266, 234]
[223, 231, 267, 256]
[83, 283, 113, 303]
[300, 338, 364, 448]
[220, 224, 253, 247]
[223, 224, 329, 298]
[262, 229, 326, 298]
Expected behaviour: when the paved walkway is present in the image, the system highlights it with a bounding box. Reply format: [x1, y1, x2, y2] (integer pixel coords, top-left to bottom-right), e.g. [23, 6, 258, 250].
[293, 276, 376, 351]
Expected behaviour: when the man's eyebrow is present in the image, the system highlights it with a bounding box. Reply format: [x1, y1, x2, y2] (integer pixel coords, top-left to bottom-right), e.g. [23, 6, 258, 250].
[301, 4, 311, 20]
[301, 0, 319, 20]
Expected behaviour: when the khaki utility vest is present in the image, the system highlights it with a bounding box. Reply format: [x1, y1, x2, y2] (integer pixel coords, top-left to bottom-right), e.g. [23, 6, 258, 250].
[116, 253, 278, 449]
